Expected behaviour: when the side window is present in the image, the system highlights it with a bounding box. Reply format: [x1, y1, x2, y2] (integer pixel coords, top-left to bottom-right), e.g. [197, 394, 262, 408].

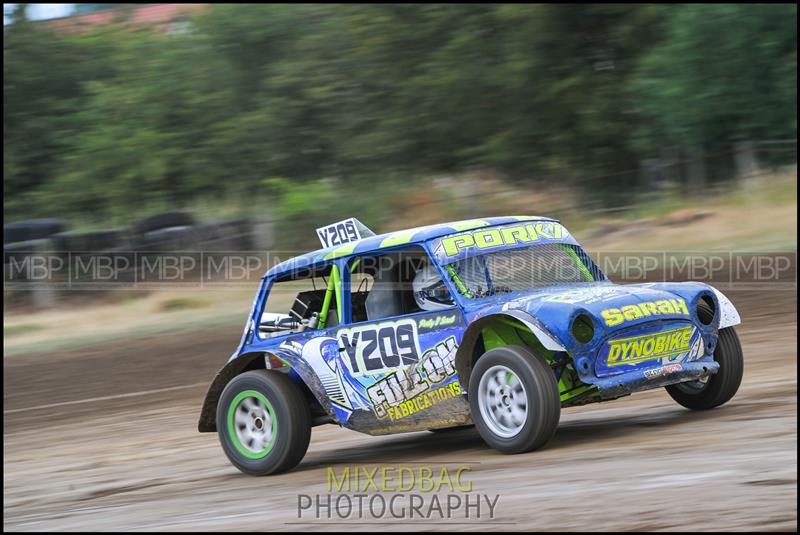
[348, 246, 454, 323]
[350, 270, 374, 323]
[260, 265, 340, 338]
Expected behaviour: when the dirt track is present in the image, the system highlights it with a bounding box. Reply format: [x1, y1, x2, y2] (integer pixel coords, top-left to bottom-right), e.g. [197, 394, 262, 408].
[3, 290, 797, 531]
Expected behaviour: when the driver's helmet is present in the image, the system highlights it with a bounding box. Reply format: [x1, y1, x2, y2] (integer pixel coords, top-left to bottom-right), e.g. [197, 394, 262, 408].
[413, 265, 454, 310]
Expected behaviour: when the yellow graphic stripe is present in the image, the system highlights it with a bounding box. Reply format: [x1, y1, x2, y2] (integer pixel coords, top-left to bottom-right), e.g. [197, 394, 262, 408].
[323, 242, 359, 260]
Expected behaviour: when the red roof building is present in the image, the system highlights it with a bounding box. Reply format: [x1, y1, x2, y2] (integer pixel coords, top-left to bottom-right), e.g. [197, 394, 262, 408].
[38, 4, 209, 33]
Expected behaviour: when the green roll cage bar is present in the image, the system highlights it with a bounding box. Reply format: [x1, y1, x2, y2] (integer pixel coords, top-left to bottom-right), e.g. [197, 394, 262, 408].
[318, 259, 362, 329]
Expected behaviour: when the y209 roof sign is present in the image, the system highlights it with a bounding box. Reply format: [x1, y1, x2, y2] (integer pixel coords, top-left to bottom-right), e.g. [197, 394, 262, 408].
[316, 218, 376, 249]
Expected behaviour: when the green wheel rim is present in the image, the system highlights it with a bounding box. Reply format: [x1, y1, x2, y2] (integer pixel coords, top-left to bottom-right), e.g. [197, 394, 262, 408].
[227, 390, 278, 459]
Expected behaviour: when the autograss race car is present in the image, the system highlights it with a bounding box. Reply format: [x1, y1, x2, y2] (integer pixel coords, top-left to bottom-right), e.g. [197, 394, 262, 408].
[198, 216, 743, 475]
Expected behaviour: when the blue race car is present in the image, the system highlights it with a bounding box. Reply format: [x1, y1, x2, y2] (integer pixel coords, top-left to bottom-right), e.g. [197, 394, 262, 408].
[198, 216, 743, 475]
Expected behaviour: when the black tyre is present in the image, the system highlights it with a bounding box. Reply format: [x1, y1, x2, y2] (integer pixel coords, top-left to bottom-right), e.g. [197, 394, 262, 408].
[133, 211, 195, 235]
[665, 326, 744, 410]
[4, 218, 67, 243]
[139, 226, 198, 251]
[50, 230, 126, 253]
[469, 345, 560, 454]
[216, 370, 311, 476]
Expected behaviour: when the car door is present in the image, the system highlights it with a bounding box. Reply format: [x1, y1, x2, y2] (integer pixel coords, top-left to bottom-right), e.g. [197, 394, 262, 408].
[327, 246, 472, 433]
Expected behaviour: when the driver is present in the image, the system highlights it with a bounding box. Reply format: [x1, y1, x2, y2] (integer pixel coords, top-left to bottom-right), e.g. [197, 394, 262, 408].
[413, 265, 455, 310]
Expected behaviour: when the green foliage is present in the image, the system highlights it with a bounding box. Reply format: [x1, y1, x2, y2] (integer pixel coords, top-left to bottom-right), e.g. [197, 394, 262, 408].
[3, 4, 796, 225]
[633, 4, 797, 152]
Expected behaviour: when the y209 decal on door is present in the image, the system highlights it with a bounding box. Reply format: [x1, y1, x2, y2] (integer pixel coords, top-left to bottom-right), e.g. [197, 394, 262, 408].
[337, 319, 422, 377]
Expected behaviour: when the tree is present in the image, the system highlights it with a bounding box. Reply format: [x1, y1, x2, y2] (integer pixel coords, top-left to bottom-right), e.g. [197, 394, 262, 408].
[633, 4, 797, 154]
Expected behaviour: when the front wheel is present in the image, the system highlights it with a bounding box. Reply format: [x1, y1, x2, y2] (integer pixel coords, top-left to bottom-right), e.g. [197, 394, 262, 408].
[216, 370, 311, 475]
[666, 326, 744, 410]
[469, 345, 560, 454]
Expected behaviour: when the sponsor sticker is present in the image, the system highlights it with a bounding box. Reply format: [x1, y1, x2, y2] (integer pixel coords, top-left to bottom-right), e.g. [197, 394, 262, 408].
[439, 222, 568, 257]
[366, 337, 459, 420]
[417, 314, 458, 332]
[606, 326, 694, 367]
[600, 298, 690, 326]
[643, 363, 684, 379]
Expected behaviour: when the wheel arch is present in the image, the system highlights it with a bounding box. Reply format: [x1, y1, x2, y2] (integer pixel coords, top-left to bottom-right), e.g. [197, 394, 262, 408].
[198, 351, 323, 432]
[707, 285, 741, 328]
[454, 312, 566, 394]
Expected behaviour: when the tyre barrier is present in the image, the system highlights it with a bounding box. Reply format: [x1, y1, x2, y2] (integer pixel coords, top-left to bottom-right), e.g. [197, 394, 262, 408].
[3, 218, 67, 244]
[4, 214, 272, 309]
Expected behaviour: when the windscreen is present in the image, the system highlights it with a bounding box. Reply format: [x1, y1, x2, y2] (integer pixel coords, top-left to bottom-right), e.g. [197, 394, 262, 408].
[443, 243, 605, 299]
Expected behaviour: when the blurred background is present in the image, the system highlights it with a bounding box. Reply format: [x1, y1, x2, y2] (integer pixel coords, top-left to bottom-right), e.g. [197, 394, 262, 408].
[3, 4, 797, 531]
[4, 3, 797, 231]
[3, 2, 796, 336]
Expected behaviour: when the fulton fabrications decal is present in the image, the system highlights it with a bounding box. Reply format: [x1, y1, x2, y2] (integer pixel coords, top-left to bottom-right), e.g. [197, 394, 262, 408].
[366, 337, 460, 421]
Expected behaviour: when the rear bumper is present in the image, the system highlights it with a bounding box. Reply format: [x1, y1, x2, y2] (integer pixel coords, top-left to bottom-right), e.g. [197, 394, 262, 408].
[589, 359, 720, 399]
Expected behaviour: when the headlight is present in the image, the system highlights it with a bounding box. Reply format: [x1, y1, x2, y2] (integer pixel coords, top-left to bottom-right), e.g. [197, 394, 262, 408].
[696, 295, 716, 325]
[571, 313, 594, 344]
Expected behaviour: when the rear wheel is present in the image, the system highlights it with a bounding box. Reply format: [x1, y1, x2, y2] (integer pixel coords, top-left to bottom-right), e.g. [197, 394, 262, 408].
[216, 370, 311, 475]
[666, 326, 744, 410]
[469, 345, 560, 454]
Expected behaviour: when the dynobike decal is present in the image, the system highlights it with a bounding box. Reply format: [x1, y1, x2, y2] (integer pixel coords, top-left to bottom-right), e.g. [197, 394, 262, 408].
[606, 326, 694, 367]
[366, 337, 460, 421]
[595, 321, 705, 378]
